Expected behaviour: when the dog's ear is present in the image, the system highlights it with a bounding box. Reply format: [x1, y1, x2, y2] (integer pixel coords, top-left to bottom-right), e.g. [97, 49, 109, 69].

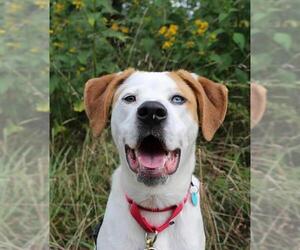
[251, 83, 267, 129]
[84, 68, 135, 137]
[176, 70, 228, 141]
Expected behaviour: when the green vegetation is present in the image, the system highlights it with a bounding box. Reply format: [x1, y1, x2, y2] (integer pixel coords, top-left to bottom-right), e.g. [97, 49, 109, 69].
[50, 0, 250, 249]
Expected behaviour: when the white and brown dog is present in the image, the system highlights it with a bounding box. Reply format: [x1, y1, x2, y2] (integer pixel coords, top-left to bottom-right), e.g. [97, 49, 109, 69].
[84, 69, 228, 250]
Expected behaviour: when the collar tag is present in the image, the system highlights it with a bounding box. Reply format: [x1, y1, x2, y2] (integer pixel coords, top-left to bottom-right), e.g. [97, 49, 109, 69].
[190, 183, 199, 207]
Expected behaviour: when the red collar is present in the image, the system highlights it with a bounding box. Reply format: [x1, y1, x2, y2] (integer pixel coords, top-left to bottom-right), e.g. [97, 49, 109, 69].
[125, 191, 190, 233]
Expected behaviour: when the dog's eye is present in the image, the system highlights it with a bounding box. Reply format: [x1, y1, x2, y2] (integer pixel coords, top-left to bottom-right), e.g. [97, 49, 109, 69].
[123, 95, 136, 103]
[170, 95, 186, 105]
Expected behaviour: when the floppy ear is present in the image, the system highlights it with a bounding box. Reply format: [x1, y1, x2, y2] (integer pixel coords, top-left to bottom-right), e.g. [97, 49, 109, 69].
[84, 68, 135, 137]
[251, 82, 267, 129]
[176, 70, 228, 141]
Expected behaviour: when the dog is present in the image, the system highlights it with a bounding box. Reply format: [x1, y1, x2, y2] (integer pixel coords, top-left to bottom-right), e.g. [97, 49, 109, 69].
[84, 68, 228, 250]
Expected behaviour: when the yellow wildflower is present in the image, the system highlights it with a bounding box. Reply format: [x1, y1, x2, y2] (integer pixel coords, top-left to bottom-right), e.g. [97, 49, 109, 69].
[120, 26, 129, 33]
[159, 26, 167, 35]
[194, 19, 209, 35]
[186, 41, 195, 48]
[69, 47, 76, 53]
[165, 24, 178, 38]
[194, 19, 202, 26]
[35, 0, 48, 9]
[111, 23, 119, 31]
[49, 29, 54, 34]
[79, 66, 86, 72]
[0, 29, 6, 35]
[7, 3, 23, 13]
[162, 41, 174, 49]
[54, 3, 65, 14]
[72, 0, 84, 10]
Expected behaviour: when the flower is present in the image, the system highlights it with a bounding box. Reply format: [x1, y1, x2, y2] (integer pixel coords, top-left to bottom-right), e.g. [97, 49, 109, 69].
[0, 29, 6, 35]
[54, 3, 64, 14]
[159, 26, 167, 35]
[120, 26, 129, 33]
[35, 0, 48, 9]
[111, 23, 119, 31]
[194, 19, 209, 35]
[162, 41, 174, 49]
[186, 41, 195, 48]
[165, 24, 178, 38]
[72, 0, 84, 10]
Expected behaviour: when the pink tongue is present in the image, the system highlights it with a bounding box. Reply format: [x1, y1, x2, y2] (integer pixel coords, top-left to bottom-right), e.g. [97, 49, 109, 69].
[137, 152, 166, 169]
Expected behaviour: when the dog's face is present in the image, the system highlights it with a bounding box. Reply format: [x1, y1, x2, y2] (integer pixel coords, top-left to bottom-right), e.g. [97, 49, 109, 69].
[84, 69, 228, 187]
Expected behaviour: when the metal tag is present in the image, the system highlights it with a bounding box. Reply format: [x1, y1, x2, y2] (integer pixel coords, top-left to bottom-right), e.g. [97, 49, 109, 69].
[144, 232, 158, 250]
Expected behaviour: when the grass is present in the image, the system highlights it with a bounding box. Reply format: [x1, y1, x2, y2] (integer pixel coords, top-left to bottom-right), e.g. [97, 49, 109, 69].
[50, 84, 250, 250]
[0, 132, 48, 249]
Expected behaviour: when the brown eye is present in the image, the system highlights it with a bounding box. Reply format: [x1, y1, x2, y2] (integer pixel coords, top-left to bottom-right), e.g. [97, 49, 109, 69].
[170, 95, 186, 105]
[123, 95, 136, 103]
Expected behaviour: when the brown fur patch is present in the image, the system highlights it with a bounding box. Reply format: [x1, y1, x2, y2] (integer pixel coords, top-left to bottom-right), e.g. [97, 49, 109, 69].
[168, 72, 198, 122]
[84, 68, 135, 137]
[175, 70, 228, 141]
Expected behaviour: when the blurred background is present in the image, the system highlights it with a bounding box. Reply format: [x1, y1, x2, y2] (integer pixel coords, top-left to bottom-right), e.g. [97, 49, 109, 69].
[50, 0, 250, 249]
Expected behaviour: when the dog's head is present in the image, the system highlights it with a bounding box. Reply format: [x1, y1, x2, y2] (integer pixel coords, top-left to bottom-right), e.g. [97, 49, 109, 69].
[84, 69, 228, 187]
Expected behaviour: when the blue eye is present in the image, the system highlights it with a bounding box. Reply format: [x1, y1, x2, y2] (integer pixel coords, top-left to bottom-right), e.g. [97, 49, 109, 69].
[123, 95, 136, 103]
[170, 95, 186, 105]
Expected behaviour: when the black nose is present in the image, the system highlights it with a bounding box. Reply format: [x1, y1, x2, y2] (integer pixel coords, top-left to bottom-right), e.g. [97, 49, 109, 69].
[137, 101, 168, 125]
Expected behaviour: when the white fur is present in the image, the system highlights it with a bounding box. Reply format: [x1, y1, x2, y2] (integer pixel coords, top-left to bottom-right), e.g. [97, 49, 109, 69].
[96, 72, 205, 250]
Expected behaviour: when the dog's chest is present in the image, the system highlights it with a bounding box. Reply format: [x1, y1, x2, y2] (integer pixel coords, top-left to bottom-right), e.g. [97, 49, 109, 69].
[97, 197, 205, 250]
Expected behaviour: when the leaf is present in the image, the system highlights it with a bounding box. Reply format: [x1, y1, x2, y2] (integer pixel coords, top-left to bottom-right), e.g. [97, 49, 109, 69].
[52, 124, 66, 137]
[77, 51, 89, 64]
[209, 54, 222, 64]
[273, 33, 292, 50]
[87, 15, 95, 27]
[218, 13, 228, 22]
[73, 100, 85, 112]
[233, 33, 245, 50]
[140, 38, 155, 51]
[235, 68, 248, 83]
[102, 30, 127, 42]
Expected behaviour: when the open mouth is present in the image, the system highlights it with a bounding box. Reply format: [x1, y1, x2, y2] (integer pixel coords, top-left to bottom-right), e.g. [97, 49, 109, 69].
[125, 135, 181, 177]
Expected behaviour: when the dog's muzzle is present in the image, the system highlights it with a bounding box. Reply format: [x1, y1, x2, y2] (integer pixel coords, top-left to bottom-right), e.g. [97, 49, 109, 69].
[125, 101, 180, 186]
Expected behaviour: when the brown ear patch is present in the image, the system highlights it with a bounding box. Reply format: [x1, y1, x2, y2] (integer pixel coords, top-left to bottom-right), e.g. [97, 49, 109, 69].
[175, 70, 228, 141]
[251, 83, 267, 128]
[168, 72, 198, 122]
[84, 68, 135, 137]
